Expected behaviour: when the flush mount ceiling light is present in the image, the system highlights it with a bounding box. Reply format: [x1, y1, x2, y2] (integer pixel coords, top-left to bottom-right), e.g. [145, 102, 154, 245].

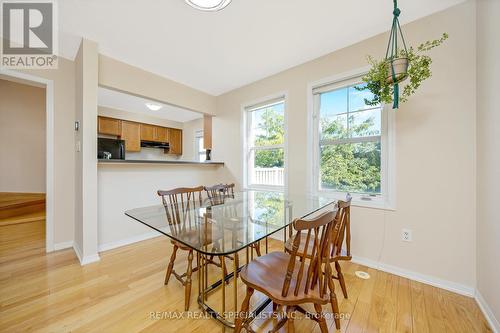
[185, 0, 231, 11]
[145, 103, 162, 111]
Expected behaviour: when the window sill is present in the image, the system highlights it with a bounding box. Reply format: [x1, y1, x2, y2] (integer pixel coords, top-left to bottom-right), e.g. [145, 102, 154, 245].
[350, 199, 395, 211]
[314, 191, 395, 211]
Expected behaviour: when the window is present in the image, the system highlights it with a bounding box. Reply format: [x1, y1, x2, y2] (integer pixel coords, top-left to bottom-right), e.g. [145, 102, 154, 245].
[195, 130, 206, 162]
[312, 76, 394, 208]
[244, 97, 286, 189]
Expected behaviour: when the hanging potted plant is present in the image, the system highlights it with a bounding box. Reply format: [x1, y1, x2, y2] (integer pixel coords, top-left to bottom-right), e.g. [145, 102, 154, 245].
[358, 0, 448, 109]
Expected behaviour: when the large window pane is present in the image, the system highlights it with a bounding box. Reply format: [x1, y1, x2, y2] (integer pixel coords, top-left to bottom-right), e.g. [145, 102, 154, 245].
[250, 148, 284, 186]
[349, 109, 381, 138]
[319, 88, 348, 116]
[250, 103, 284, 147]
[349, 84, 379, 111]
[320, 141, 381, 193]
[320, 114, 347, 141]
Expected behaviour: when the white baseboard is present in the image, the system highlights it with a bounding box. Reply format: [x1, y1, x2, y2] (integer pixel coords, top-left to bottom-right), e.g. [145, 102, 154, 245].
[53, 241, 73, 251]
[72, 242, 101, 266]
[475, 290, 500, 333]
[98, 231, 161, 253]
[351, 255, 475, 297]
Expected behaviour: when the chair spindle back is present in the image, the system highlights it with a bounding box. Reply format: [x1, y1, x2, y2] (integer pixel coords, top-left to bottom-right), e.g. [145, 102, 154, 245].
[204, 183, 235, 205]
[282, 210, 336, 298]
[331, 196, 352, 258]
[157, 187, 204, 230]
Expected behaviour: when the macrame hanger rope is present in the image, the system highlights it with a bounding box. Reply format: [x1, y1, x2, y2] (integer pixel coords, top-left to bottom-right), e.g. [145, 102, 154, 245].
[385, 0, 408, 109]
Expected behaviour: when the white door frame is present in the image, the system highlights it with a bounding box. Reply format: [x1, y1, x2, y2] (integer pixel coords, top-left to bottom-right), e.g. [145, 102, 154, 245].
[0, 68, 55, 252]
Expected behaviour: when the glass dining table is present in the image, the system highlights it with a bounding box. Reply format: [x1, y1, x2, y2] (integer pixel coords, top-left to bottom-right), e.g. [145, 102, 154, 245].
[125, 190, 336, 328]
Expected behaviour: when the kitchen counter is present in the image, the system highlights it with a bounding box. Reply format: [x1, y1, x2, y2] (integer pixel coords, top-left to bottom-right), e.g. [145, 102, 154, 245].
[98, 159, 224, 166]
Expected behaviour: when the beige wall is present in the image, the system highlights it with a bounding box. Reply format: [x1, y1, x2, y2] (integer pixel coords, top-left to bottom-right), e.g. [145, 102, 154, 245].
[182, 118, 204, 161]
[74, 39, 99, 262]
[98, 55, 217, 116]
[0, 79, 46, 193]
[476, 0, 500, 327]
[215, 1, 477, 290]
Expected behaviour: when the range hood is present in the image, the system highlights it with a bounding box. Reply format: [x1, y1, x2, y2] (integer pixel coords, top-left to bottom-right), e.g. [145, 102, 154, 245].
[140, 140, 170, 149]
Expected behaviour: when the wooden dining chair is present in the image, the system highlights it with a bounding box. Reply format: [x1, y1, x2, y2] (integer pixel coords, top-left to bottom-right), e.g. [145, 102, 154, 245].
[235, 210, 337, 333]
[285, 196, 351, 293]
[157, 186, 208, 311]
[204, 183, 235, 206]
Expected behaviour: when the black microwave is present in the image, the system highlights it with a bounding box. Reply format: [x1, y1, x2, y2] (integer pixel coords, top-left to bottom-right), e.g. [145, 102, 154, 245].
[98, 138, 125, 160]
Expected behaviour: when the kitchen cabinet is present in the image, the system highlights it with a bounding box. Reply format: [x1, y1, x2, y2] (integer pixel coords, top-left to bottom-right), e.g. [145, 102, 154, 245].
[140, 124, 156, 141]
[120, 121, 141, 152]
[156, 126, 168, 142]
[140, 124, 168, 142]
[98, 116, 121, 136]
[167, 128, 182, 155]
[98, 116, 182, 154]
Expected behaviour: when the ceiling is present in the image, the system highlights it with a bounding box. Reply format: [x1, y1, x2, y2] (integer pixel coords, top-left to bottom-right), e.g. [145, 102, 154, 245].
[60, 0, 464, 96]
[98, 87, 203, 123]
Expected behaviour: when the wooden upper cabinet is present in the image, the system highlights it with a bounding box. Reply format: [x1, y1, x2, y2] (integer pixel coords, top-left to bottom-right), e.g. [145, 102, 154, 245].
[155, 127, 168, 142]
[98, 116, 121, 136]
[120, 121, 141, 152]
[140, 124, 156, 141]
[167, 128, 183, 155]
[140, 124, 168, 142]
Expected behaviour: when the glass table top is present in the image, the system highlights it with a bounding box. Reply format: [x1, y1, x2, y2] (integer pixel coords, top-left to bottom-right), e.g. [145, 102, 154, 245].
[125, 190, 336, 255]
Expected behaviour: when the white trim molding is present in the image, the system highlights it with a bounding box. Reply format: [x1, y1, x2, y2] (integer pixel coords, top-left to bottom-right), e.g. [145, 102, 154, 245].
[53, 241, 74, 251]
[475, 291, 500, 333]
[0, 68, 55, 252]
[351, 255, 475, 297]
[98, 231, 161, 253]
[73, 243, 100, 266]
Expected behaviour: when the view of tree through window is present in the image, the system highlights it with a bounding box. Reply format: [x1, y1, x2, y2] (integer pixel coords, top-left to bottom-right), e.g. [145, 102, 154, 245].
[317, 83, 382, 194]
[246, 100, 285, 187]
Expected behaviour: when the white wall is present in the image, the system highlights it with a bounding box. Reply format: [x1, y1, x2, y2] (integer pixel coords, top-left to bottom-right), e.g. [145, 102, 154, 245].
[215, 1, 477, 293]
[0, 79, 46, 193]
[476, 0, 500, 329]
[97, 164, 225, 249]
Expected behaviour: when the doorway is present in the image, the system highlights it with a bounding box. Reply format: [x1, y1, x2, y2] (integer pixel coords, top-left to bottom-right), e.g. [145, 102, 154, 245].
[0, 74, 53, 257]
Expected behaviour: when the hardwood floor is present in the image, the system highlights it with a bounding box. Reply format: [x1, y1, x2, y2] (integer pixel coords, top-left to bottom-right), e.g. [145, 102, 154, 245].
[0, 222, 491, 333]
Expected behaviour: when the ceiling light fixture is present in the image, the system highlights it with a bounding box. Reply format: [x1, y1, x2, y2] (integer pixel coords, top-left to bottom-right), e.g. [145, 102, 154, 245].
[185, 0, 231, 11]
[145, 103, 162, 111]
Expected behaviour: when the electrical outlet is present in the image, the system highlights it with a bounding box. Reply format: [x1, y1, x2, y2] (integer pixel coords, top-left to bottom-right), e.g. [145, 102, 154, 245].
[402, 229, 412, 242]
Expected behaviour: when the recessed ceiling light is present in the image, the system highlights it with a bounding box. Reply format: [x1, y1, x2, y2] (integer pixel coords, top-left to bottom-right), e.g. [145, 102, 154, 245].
[145, 103, 162, 111]
[185, 0, 231, 11]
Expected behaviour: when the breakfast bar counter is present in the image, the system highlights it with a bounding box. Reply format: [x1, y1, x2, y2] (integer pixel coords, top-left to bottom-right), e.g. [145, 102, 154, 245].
[98, 159, 224, 166]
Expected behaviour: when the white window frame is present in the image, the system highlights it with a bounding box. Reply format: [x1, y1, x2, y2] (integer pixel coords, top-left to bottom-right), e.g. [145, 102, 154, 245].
[242, 93, 288, 192]
[308, 68, 396, 210]
[195, 130, 206, 162]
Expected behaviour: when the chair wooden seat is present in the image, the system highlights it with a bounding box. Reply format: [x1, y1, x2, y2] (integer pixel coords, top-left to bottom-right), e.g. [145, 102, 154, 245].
[240, 252, 329, 305]
[235, 210, 338, 333]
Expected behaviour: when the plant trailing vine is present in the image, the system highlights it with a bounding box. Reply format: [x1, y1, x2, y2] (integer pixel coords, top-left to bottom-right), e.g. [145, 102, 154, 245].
[358, 33, 448, 107]
[357, 0, 448, 109]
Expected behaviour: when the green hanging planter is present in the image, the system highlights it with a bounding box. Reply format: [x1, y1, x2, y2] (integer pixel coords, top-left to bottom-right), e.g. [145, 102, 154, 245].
[358, 0, 448, 109]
